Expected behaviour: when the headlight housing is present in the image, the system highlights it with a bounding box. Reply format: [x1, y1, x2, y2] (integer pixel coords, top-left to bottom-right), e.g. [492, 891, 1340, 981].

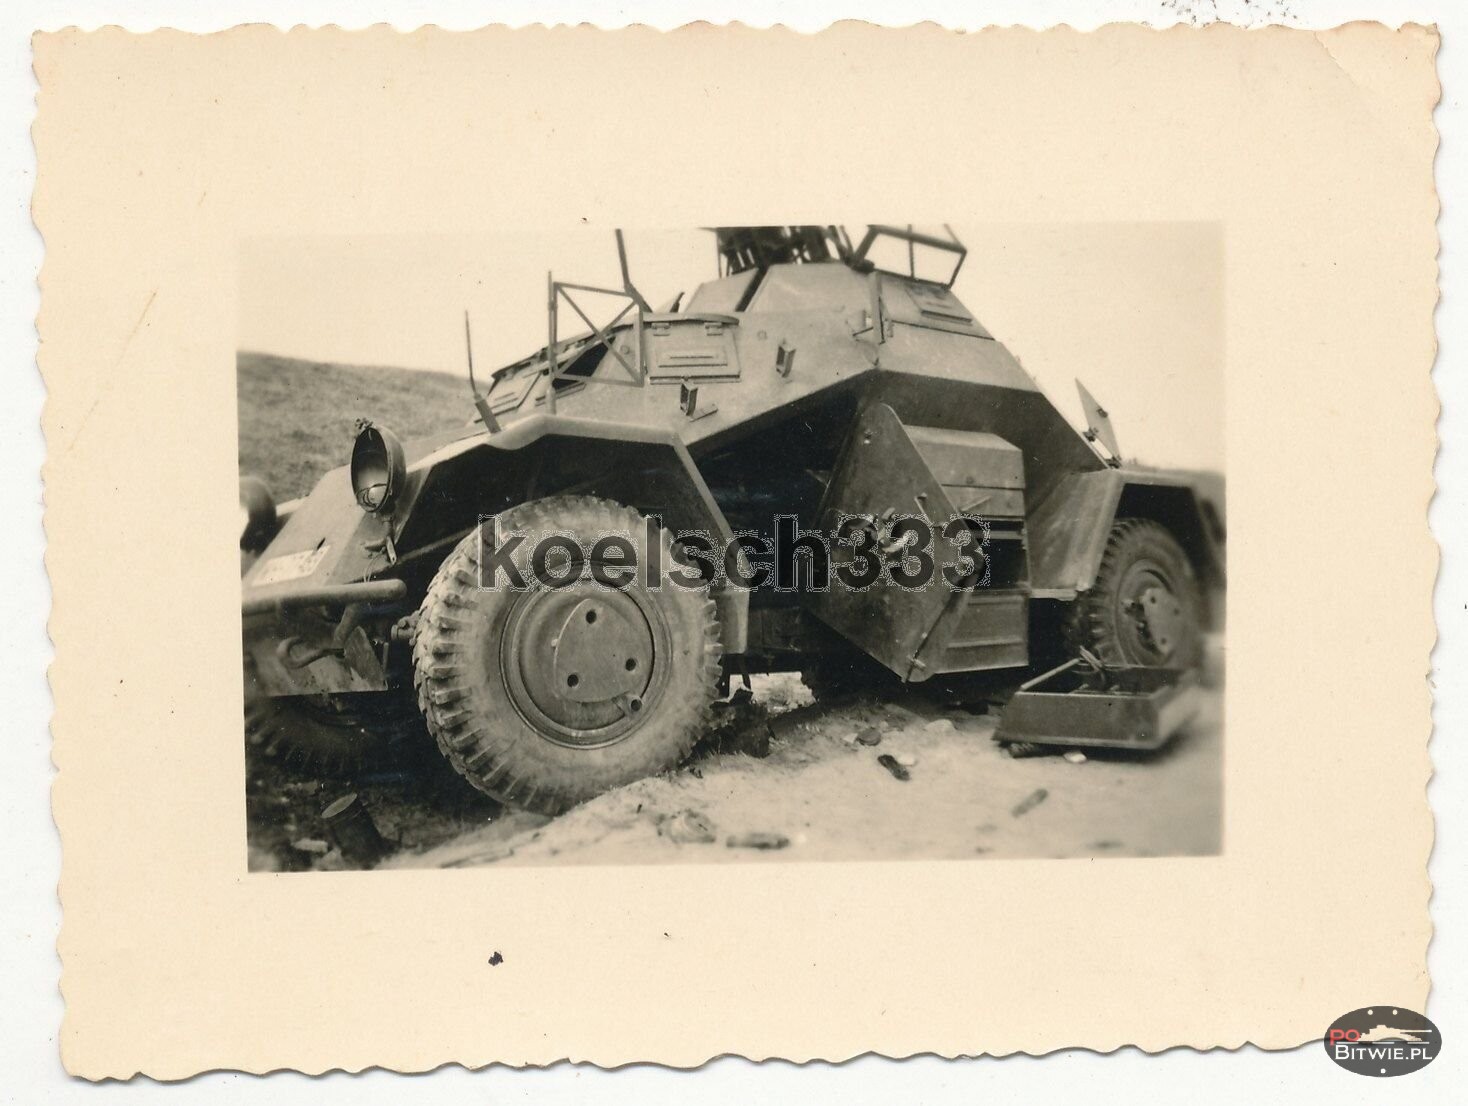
[239, 475, 277, 552]
[350, 421, 407, 514]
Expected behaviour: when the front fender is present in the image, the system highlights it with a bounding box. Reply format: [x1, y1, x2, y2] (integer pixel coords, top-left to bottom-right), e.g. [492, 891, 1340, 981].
[393, 416, 747, 651]
[406, 415, 734, 540]
[242, 415, 747, 653]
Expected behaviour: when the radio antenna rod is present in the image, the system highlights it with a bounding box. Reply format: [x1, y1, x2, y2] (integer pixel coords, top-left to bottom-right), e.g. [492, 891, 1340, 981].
[465, 310, 500, 433]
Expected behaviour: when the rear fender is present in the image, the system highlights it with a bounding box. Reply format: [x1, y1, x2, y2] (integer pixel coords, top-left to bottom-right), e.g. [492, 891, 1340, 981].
[1028, 469, 1225, 623]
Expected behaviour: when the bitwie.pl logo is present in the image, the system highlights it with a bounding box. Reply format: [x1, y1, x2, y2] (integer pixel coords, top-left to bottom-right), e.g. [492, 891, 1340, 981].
[1323, 1006, 1439, 1077]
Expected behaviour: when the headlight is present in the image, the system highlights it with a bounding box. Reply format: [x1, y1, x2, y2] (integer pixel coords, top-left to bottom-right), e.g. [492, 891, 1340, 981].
[350, 420, 407, 514]
[239, 475, 277, 551]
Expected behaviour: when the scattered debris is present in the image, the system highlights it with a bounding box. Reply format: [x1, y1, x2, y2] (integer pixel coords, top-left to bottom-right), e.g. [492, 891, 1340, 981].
[1011, 788, 1049, 818]
[877, 754, 911, 781]
[487, 951, 504, 966]
[741, 722, 775, 758]
[1002, 740, 1050, 759]
[247, 666, 1220, 869]
[656, 809, 717, 845]
[709, 683, 774, 757]
[884, 705, 923, 728]
[727, 832, 789, 850]
[322, 792, 391, 868]
[856, 726, 882, 747]
[717, 714, 774, 758]
[1063, 750, 1088, 764]
[768, 714, 810, 742]
[924, 719, 956, 736]
[721, 686, 755, 710]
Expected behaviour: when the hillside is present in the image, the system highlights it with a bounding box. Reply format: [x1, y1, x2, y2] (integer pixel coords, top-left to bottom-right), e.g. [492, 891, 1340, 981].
[237, 351, 471, 500]
[238, 348, 1226, 514]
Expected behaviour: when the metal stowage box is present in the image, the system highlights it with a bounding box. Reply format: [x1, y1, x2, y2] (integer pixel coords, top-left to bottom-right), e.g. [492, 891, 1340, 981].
[995, 658, 1202, 751]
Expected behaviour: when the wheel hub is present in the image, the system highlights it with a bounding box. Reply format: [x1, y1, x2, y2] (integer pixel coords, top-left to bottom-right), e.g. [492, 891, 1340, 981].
[551, 597, 652, 706]
[1133, 583, 1185, 659]
[502, 584, 662, 746]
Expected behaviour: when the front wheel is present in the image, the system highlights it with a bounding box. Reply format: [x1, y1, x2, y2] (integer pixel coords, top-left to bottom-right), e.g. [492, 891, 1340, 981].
[412, 496, 723, 815]
[244, 655, 427, 775]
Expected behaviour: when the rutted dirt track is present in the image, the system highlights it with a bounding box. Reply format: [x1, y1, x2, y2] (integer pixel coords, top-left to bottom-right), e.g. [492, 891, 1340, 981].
[247, 642, 1223, 871]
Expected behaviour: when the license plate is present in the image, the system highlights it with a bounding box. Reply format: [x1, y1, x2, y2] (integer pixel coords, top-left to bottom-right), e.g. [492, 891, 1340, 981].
[251, 543, 330, 586]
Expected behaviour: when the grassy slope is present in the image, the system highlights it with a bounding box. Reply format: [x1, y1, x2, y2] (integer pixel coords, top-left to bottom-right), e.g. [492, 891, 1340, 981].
[237, 351, 471, 500]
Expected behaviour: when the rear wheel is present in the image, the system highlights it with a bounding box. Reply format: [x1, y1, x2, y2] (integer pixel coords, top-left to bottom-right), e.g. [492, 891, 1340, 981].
[412, 496, 723, 815]
[1064, 518, 1203, 668]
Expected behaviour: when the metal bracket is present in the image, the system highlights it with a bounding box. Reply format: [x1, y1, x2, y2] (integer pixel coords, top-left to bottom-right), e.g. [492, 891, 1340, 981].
[775, 341, 796, 377]
[679, 381, 718, 421]
[362, 528, 398, 565]
[1076, 378, 1122, 464]
[276, 635, 343, 670]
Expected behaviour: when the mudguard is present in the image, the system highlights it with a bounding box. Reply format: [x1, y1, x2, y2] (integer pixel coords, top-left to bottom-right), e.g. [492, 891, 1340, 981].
[1027, 467, 1225, 608]
[242, 414, 747, 662]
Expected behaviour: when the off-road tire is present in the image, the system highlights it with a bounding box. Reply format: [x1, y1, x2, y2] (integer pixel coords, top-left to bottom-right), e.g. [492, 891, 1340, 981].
[1064, 517, 1203, 668]
[412, 496, 723, 815]
[244, 657, 428, 776]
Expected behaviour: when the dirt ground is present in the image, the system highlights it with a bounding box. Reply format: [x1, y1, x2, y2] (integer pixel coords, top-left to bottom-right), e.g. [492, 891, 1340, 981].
[247, 641, 1223, 871]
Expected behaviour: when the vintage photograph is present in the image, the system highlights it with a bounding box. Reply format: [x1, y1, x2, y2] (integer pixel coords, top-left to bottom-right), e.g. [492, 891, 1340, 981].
[239, 223, 1226, 870]
[40, 19, 1437, 1079]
